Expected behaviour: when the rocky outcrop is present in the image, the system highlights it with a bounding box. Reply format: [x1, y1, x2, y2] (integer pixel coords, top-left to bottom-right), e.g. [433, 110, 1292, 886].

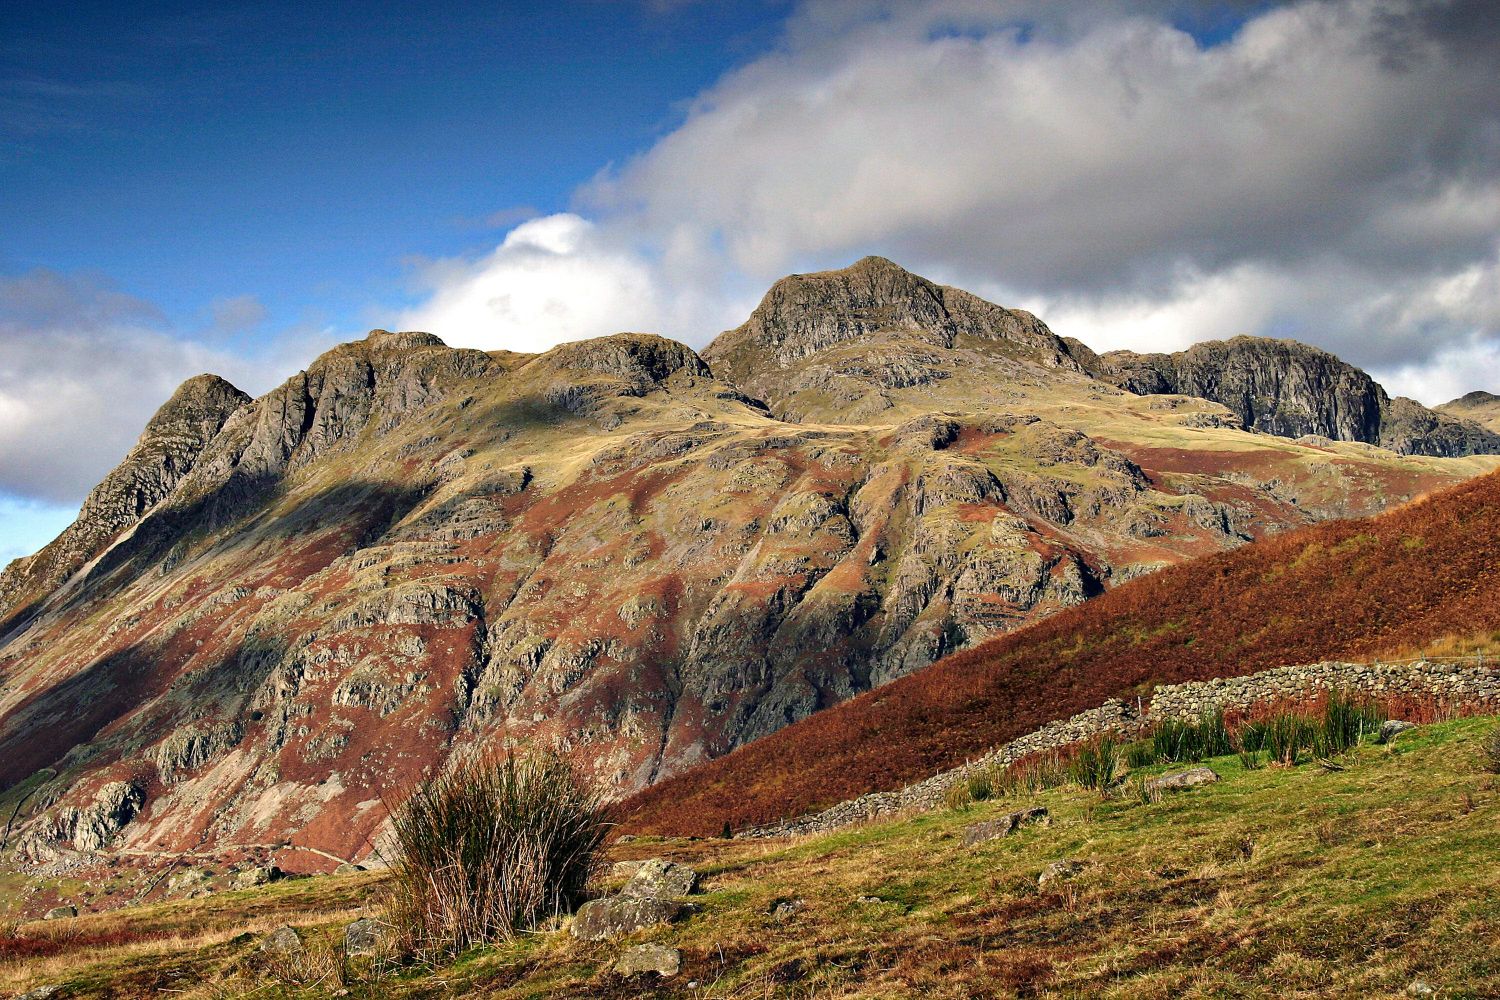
[0, 374, 249, 627]
[1089, 337, 1500, 458]
[703, 256, 1079, 421]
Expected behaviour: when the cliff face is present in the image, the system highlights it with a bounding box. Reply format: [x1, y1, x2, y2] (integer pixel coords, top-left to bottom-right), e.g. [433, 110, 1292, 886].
[1089, 337, 1500, 458]
[1, 261, 1493, 870]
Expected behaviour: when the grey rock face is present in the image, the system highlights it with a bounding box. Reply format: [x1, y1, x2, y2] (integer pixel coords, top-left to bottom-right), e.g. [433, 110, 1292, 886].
[615, 942, 682, 977]
[261, 925, 304, 955]
[961, 806, 1048, 846]
[233, 865, 283, 889]
[1144, 767, 1220, 795]
[620, 859, 698, 900]
[344, 917, 394, 956]
[50, 781, 145, 852]
[571, 896, 684, 942]
[43, 904, 77, 920]
[1094, 337, 1500, 457]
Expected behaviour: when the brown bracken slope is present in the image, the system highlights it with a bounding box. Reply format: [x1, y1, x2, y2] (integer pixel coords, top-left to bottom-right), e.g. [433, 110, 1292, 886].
[620, 467, 1500, 836]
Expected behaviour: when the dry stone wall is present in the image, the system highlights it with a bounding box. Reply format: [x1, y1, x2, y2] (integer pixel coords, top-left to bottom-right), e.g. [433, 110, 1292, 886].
[741, 657, 1500, 839]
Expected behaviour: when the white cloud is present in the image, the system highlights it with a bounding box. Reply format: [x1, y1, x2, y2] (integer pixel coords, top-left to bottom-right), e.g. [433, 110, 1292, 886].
[0, 270, 302, 507]
[397, 213, 752, 353]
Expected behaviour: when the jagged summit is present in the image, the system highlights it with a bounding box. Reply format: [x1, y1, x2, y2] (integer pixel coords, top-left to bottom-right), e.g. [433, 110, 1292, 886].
[1086, 336, 1500, 458]
[703, 257, 1081, 422]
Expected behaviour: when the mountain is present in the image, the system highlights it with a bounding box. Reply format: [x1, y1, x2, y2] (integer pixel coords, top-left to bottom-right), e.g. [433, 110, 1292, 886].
[1, 260, 1494, 867]
[1438, 390, 1500, 433]
[619, 464, 1500, 837]
[1078, 336, 1500, 457]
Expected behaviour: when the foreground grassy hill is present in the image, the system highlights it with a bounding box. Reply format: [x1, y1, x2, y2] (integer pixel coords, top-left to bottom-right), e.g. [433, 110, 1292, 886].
[621, 467, 1500, 837]
[3, 716, 1497, 998]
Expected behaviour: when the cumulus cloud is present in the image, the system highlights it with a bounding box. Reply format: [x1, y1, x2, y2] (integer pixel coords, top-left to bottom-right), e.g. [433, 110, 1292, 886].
[0, 270, 298, 506]
[398, 213, 752, 353]
[548, 0, 1496, 396]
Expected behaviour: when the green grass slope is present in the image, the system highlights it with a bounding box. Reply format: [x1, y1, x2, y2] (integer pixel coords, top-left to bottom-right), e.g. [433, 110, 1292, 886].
[4, 717, 1499, 998]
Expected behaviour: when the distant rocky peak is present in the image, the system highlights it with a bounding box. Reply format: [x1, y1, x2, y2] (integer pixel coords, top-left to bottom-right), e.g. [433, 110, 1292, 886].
[362, 328, 448, 351]
[538, 332, 710, 386]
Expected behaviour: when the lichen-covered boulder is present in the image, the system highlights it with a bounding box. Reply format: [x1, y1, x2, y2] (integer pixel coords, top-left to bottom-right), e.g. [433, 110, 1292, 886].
[344, 917, 394, 956]
[43, 905, 77, 920]
[1145, 767, 1219, 796]
[620, 858, 698, 900]
[962, 807, 1048, 846]
[571, 896, 684, 942]
[615, 942, 682, 977]
[261, 925, 303, 955]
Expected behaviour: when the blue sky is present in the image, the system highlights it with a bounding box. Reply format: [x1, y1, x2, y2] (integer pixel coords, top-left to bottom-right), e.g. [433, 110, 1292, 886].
[2, 0, 1498, 563]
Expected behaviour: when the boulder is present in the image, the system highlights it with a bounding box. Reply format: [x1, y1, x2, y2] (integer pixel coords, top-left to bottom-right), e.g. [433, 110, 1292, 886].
[620, 858, 698, 900]
[615, 942, 682, 977]
[571, 896, 684, 942]
[1038, 860, 1085, 886]
[233, 865, 283, 889]
[1144, 767, 1219, 796]
[334, 862, 367, 875]
[962, 807, 1048, 846]
[1380, 720, 1418, 744]
[344, 917, 393, 956]
[43, 904, 77, 920]
[261, 925, 304, 955]
[17, 986, 64, 1000]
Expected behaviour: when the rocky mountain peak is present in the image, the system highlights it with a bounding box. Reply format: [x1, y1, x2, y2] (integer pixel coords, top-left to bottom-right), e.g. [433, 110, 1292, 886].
[1090, 336, 1500, 458]
[702, 258, 1080, 421]
[0, 372, 250, 627]
[361, 328, 448, 351]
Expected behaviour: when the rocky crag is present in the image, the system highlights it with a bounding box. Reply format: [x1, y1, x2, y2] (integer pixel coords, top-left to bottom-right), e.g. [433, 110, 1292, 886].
[1, 258, 1494, 869]
[1438, 390, 1500, 433]
[1078, 336, 1500, 457]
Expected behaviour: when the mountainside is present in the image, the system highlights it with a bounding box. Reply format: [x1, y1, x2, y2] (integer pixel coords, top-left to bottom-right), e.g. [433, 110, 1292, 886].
[1080, 336, 1500, 457]
[620, 464, 1500, 836]
[1439, 389, 1500, 433]
[0, 259, 1493, 867]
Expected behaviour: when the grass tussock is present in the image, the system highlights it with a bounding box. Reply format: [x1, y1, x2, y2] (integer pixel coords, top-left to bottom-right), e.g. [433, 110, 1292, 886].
[383, 750, 606, 960]
[1068, 736, 1122, 793]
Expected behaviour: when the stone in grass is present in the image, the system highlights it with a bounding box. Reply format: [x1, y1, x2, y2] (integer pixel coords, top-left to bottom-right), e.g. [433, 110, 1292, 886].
[345, 917, 394, 956]
[1038, 860, 1086, 886]
[261, 925, 304, 955]
[1406, 982, 1437, 998]
[572, 896, 685, 942]
[1380, 720, 1418, 744]
[17, 986, 64, 1000]
[620, 858, 698, 900]
[233, 865, 283, 889]
[334, 862, 367, 875]
[1144, 767, 1219, 796]
[43, 905, 77, 920]
[962, 807, 1049, 847]
[769, 897, 806, 921]
[615, 942, 682, 978]
[609, 859, 647, 880]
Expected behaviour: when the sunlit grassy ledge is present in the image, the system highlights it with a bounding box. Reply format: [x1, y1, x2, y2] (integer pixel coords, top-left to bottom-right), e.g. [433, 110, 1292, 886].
[5, 716, 1499, 999]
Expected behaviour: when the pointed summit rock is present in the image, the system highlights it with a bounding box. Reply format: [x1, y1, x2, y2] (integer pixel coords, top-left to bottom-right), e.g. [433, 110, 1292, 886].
[703, 257, 1080, 421]
[0, 373, 249, 628]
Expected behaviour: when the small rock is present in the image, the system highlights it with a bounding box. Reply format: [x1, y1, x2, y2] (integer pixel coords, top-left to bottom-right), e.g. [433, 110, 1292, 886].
[1144, 767, 1219, 796]
[1406, 981, 1436, 998]
[615, 942, 682, 977]
[344, 917, 393, 956]
[1381, 720, 1418, 744]
[17, 986, 64, 1000]
[855, 895, 884, 905]
[334, 862, 366, 875]
[571, 896, 684, 942]
[43, 905, 77, 920]
[1038, 860, 1085, 886]
[233, 865, 283, 889]
[962, 806, 1048, 846]
[769, 897, 805, 921]
[261, 925, 304, 955]
[620, 858, 697, 900]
